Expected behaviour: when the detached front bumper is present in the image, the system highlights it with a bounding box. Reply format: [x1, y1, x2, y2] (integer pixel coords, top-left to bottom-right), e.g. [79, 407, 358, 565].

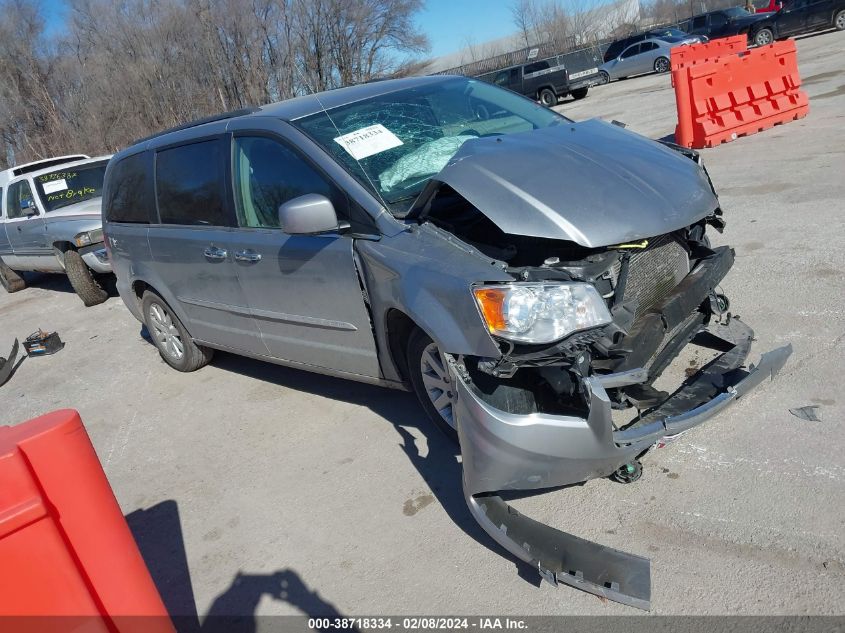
[455, 318, 791, 609]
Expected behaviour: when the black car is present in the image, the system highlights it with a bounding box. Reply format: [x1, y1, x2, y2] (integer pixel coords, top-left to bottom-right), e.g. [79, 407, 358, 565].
[479, 54, 600, 107]
[602, 28, 702, 63]
[679, 7, 773, 40]
[749, 0, 845, 46]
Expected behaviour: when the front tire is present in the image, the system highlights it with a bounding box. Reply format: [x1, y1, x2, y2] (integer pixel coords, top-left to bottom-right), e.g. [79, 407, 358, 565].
[538, 88, 557, 108]
[64, 249, 108, 306]
[570, 86, 589, 100]
[654, 56, 670, 73]
[598, 70, 609, 85]
[142, 290, 213, 372]
[0, 257, 25, 293]
[835, 10, 845, 30]
[753, 28, 774, 47]
[407, 328, 458, 443]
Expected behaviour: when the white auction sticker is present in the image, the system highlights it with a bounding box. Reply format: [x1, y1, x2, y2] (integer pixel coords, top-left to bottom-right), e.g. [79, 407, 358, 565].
[334, 124, 403, 160]
[42, 179, 68, 194]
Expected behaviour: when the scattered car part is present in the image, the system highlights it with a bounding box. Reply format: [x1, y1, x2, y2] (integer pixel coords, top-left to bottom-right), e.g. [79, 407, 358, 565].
[789, 406, 821, 422]
[23, 330, 64, 356]
[0, 339, 20, 387]
[611, 461, 643, 483]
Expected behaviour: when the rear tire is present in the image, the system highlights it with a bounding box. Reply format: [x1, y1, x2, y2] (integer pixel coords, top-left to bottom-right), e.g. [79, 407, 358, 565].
[0, 257, 26, 293]
[407, 328, 458, 443]
[654, 56, 670, 73]
[64, 249, 108, 306]
[753, 28, 774, 47]
[538, 88, 557, 108]
[141, 290, 213, 372]
[835, 10, 845, 30]
[570, 86, 589, 100]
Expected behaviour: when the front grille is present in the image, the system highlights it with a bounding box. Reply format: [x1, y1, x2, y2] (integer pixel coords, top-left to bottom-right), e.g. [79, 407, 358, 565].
[621, 235, 690, 320]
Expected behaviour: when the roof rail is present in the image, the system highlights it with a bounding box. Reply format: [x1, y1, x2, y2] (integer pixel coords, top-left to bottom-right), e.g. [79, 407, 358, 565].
[131, 107, 261, 146]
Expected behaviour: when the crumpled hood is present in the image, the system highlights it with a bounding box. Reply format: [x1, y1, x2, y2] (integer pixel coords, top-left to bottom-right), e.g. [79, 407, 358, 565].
[432, 119, 719, 248]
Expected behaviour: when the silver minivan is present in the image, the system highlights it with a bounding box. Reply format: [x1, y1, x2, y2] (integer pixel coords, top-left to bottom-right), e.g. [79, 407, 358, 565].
[103, 75, 790, 609]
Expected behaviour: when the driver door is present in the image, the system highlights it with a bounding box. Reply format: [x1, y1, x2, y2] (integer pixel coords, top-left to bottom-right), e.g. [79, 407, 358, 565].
[778, 0, 810, 34]
[5, 178, 51, 266]
[224, 126, 382, 378]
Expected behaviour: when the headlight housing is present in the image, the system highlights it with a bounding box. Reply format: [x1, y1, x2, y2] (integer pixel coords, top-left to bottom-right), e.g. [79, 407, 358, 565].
[73, 228, 104, 248]
[473, 282, 612, 344]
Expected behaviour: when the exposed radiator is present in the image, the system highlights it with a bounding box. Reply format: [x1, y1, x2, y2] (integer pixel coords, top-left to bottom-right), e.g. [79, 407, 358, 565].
[618, 235, 690, 320]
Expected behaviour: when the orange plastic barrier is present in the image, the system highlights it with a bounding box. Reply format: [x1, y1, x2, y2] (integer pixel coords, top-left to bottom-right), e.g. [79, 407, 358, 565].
[670, 35, 747, 70]
[0, 410, 175, 633]
[672, 39, 808, 149]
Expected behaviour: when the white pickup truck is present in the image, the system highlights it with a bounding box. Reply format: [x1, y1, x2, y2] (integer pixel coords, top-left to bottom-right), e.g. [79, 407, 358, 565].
[0, 154, 113, 306]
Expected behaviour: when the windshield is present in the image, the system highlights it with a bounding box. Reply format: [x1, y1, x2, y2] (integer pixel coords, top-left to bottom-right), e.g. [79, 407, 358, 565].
[294, 77, 567, 212]
[34, 161, 107, 212]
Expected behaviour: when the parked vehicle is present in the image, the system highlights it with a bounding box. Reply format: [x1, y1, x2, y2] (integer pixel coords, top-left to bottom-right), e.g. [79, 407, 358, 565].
[750, 0, 845, 45]
[0, 155, 113, 305]
[602, 27, 704, 63]
[754, 0, 784, 12]
[479, 54, 600, 107]
[678, 7, 774, 40]
[598, 38, 681, 82]
[103, 76, 790, 609]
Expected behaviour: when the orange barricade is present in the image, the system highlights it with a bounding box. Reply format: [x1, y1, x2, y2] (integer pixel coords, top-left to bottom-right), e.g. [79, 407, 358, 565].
[670, 35, 748, 70]
[0, 410, 175, 633]
[672, 39, 808, 149]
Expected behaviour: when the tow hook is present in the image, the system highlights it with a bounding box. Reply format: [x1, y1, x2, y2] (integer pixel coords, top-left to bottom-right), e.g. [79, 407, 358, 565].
[611, 460, 643, 484]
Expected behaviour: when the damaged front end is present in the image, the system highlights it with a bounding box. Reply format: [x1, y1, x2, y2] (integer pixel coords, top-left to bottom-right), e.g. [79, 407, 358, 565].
[412, 129, 792, 610]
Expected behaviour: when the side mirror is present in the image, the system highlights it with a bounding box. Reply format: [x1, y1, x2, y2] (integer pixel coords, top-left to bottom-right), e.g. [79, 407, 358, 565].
[21, 200, 38, 216]
[278, 194, 349, 235]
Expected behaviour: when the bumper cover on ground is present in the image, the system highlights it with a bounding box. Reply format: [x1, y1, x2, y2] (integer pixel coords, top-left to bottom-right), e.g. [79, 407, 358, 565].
[455, 318, 791, 610]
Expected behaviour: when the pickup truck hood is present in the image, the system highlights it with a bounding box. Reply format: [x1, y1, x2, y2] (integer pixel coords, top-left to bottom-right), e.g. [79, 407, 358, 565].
[433, 119, 719, 248]
[46, 197, 103, 218]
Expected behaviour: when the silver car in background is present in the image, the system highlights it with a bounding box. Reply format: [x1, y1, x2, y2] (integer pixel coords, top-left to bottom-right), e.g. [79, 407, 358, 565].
[599, 37, 686, 82]
[103, 76, 790, 609]
[0, 154, 113, 305]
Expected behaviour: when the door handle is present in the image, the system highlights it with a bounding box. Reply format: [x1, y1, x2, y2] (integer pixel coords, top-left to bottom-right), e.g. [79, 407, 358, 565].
[203, 245, 228, 260]
[234, 250, 262, 263]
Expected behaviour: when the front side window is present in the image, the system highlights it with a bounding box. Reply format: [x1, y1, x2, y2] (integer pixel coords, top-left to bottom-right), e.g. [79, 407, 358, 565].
[34, 162, 107, 213]
[232, 136, 343, 230]
[294, 77, 566, 213]
[621, 44, 642, 59]
[7, 180, 37, 219]
[156, 140, 227, 226]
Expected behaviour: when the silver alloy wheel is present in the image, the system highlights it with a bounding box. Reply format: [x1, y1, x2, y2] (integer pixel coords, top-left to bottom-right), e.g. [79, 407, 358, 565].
[755, 29, 773, 46]
[655, 57, 669, 73]
[149, 302, 185, 361]
[419, 342, 456, 430]
[598, 71, 609, 85]
[836, 11, 845, 29]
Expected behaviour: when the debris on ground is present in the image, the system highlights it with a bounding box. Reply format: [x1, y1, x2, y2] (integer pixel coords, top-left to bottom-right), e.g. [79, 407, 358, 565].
[789, 405, 821, 422]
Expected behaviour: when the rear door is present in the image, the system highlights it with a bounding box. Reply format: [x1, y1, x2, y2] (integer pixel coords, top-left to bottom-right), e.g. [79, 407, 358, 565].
[147, 137, 263, 353]
[223, 125, 381, 378]
[805, 0, 833, 29]
[636, 41, 659, 74]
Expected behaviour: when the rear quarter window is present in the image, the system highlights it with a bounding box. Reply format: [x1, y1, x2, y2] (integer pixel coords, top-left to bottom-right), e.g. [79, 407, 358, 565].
[104, 152, 155, 223]
[155, 139, 228, 226]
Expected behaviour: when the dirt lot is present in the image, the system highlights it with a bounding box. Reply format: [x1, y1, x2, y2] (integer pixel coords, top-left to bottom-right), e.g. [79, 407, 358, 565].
[2, 30, 844, 618]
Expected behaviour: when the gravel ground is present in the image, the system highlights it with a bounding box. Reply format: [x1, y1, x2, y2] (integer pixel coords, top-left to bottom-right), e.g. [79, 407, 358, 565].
[1, 29, 843, 619]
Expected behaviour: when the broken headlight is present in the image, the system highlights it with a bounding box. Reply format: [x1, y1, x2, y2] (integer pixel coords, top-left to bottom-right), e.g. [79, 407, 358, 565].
[73, 228, 104, 247]
[473, 282, 612, 344]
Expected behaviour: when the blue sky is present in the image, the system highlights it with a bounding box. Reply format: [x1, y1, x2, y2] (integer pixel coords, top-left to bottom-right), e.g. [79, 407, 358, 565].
[41, 0, 606, 59]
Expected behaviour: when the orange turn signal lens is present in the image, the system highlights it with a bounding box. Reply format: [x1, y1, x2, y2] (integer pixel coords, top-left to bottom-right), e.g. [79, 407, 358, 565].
[473, 287, 508, 333]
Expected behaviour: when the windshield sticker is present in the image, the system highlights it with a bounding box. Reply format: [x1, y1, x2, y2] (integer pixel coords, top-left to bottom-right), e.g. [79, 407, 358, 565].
[333, 124, 403, 160]
[42, 179, 68, 194]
